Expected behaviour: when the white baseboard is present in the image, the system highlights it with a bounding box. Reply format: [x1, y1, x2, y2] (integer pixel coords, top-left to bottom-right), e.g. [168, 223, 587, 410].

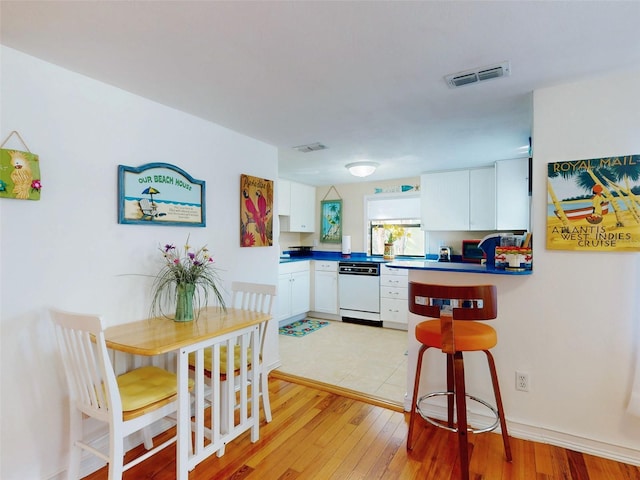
[415, 402, 640, 467]
[277, 312, 306, 328]
[307, 311, 340, 321]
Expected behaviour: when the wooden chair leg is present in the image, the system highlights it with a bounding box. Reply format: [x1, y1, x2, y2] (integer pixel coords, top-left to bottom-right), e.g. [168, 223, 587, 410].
[453, 351, 470, 480]
[407, 344, 428, 450]
[485, 350, 512, 461]
[446, 354, 455, 428]
[261, 370, 272, 423]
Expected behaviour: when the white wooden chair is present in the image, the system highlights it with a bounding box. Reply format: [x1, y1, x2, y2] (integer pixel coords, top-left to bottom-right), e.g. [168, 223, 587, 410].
[227, 281, 276, 423]
[188, 281, 276, 425]
[50, 309, 181, 480]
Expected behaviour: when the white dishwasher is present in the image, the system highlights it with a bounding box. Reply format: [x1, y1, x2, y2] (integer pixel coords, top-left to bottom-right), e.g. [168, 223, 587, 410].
[338, 261, 381, 327]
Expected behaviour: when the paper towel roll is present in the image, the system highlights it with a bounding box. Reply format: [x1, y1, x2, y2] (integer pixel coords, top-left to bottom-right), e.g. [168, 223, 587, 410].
[341, 235, 351, 255]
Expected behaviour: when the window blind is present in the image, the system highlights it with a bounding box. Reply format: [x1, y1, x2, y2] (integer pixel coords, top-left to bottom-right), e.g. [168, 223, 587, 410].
[367, 195, 420, 220]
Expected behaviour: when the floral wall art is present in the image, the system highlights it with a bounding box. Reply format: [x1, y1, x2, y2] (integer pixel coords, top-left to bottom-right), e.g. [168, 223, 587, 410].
[546, 154, 640, 251]
[240, 174, 273, 247]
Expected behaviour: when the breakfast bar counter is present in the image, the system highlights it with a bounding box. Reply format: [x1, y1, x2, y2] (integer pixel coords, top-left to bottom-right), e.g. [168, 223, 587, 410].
[384, 260, 532, 411]
[385, 260, 532, 275]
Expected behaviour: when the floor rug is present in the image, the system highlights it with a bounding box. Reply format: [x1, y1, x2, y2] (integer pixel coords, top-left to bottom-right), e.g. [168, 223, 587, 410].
[279, 319, 329, 338]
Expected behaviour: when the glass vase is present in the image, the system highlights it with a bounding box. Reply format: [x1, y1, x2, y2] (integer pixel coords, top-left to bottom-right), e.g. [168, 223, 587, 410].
[175, 282, 195, 322]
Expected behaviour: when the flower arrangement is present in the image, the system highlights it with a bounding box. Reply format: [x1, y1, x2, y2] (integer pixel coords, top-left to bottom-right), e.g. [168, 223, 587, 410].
[385, 225, 407, 244]
[151, 237, 226, 321]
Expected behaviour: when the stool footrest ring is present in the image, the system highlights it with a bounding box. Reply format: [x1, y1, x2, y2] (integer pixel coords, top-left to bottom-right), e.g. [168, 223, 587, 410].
[416, 391, 500, 434]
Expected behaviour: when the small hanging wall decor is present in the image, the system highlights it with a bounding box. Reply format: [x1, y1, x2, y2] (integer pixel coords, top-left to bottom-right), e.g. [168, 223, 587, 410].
[118, 163, 205, 226]
[240, 174, 273, 247]
[320, 185, 343, 243]
[0, 131, 41, 201]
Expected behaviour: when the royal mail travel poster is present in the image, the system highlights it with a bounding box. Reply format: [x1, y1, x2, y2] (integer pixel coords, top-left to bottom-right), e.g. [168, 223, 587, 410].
[546, 154, 640, 251]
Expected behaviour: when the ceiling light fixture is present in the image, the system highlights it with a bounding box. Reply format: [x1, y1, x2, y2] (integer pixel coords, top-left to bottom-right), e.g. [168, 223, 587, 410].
[346, 161, 379, 177]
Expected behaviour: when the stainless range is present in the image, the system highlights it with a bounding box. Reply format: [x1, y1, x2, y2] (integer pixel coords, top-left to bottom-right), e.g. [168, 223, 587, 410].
[338, 261, 381, 327]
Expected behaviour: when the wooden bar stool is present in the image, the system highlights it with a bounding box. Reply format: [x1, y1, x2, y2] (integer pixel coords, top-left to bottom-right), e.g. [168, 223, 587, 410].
[406, 282, 512, 480]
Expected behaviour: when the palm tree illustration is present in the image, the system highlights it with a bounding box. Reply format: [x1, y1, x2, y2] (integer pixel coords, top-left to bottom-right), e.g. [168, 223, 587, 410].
[579, 166, 627, 227]
[549, 162, 635, 228]
[547, 165, 570, 226]
[604, 157, 640, 223]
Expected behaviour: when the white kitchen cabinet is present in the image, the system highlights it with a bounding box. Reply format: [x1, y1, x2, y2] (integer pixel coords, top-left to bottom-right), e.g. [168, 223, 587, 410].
[277, 179, 291, 216]
[469, 167, 496, 230]
[421, 167, 495, 231]
[380, 264, 408, 329]
[312, 261, 338, 315]
[277, 261, 310, 323]
[279, 180, 316, 232]
[421, 170, 468, 231]
[496, 157, 530, 231]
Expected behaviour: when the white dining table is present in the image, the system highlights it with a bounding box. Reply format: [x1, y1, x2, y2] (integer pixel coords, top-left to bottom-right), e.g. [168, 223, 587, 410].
[104, 307, 270, 479]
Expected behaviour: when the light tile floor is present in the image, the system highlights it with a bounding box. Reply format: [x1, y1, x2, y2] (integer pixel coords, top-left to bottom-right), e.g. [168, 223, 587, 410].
[277, 319, 408, 405]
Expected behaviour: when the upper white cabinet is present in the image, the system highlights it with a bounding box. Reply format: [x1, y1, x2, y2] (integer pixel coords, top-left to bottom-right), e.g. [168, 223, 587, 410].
[279, 180, 316, 232]
[278, 179, 291, 216]
[421, 170, 469, 231]
[421, 167, 495, 231]
[496, 158, 530, 231]
[469, 167, 496, 230]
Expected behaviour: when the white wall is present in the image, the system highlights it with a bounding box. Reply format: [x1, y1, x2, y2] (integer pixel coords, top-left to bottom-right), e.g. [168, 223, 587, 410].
[0, 47, 279, 480]
[409, 69, 640, 465]
[528, 70, 640, 455]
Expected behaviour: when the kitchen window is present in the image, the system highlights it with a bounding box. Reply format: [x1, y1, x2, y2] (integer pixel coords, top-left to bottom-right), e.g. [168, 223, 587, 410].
[370, 220, 424, 256]
[365, 193, 425, 257]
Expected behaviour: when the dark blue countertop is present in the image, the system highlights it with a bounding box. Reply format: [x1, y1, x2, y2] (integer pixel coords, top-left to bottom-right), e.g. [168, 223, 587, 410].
[385, 260, 532, 275]
[279, 251, 392, 264]
[279, 252, 531, 275]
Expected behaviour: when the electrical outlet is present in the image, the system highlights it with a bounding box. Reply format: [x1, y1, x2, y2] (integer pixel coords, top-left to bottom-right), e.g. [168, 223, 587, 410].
[516, 371, 529, 392]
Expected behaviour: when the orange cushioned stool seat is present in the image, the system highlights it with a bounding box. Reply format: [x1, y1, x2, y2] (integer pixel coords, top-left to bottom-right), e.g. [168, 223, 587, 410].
[415, 319, 497, 352]
[407, 282, 511, 480]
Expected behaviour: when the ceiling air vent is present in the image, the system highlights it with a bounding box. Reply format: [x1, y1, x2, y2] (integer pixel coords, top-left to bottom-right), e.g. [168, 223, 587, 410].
[445, 61, 511, 88]
[293, 142, 327, 153]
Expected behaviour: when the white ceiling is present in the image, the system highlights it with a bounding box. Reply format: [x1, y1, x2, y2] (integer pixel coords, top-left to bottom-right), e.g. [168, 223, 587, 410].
[2, 1, 639, 186]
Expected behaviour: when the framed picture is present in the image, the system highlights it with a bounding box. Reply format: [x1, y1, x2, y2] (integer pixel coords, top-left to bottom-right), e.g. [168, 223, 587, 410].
[240, 174, 274, 247]
[118, 163, 205, 226]
[320, 199, 342, 243]
[546, 154, 640, 251]
[0, 148, 41, 201]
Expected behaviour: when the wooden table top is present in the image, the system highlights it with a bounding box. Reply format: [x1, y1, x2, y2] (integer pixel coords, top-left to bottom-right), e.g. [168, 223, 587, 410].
[104, 307, 270, 356]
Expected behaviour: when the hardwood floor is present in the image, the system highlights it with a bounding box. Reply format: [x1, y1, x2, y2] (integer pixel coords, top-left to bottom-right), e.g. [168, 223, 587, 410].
[82, 377, 640, 480]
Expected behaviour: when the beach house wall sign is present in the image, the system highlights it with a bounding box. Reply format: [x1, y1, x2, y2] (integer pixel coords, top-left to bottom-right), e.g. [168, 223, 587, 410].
[118, 163, 205, 227]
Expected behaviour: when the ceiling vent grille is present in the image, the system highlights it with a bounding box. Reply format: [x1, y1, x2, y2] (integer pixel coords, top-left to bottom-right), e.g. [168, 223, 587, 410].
[445, 61, 511, 88]
[293, 142, 327, 153]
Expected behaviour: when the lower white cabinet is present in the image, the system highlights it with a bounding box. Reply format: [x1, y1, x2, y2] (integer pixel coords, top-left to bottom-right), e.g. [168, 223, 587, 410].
[312, 260, 338, 315]
[380, 264, 408, 329]
[277, 261, 310, 323]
